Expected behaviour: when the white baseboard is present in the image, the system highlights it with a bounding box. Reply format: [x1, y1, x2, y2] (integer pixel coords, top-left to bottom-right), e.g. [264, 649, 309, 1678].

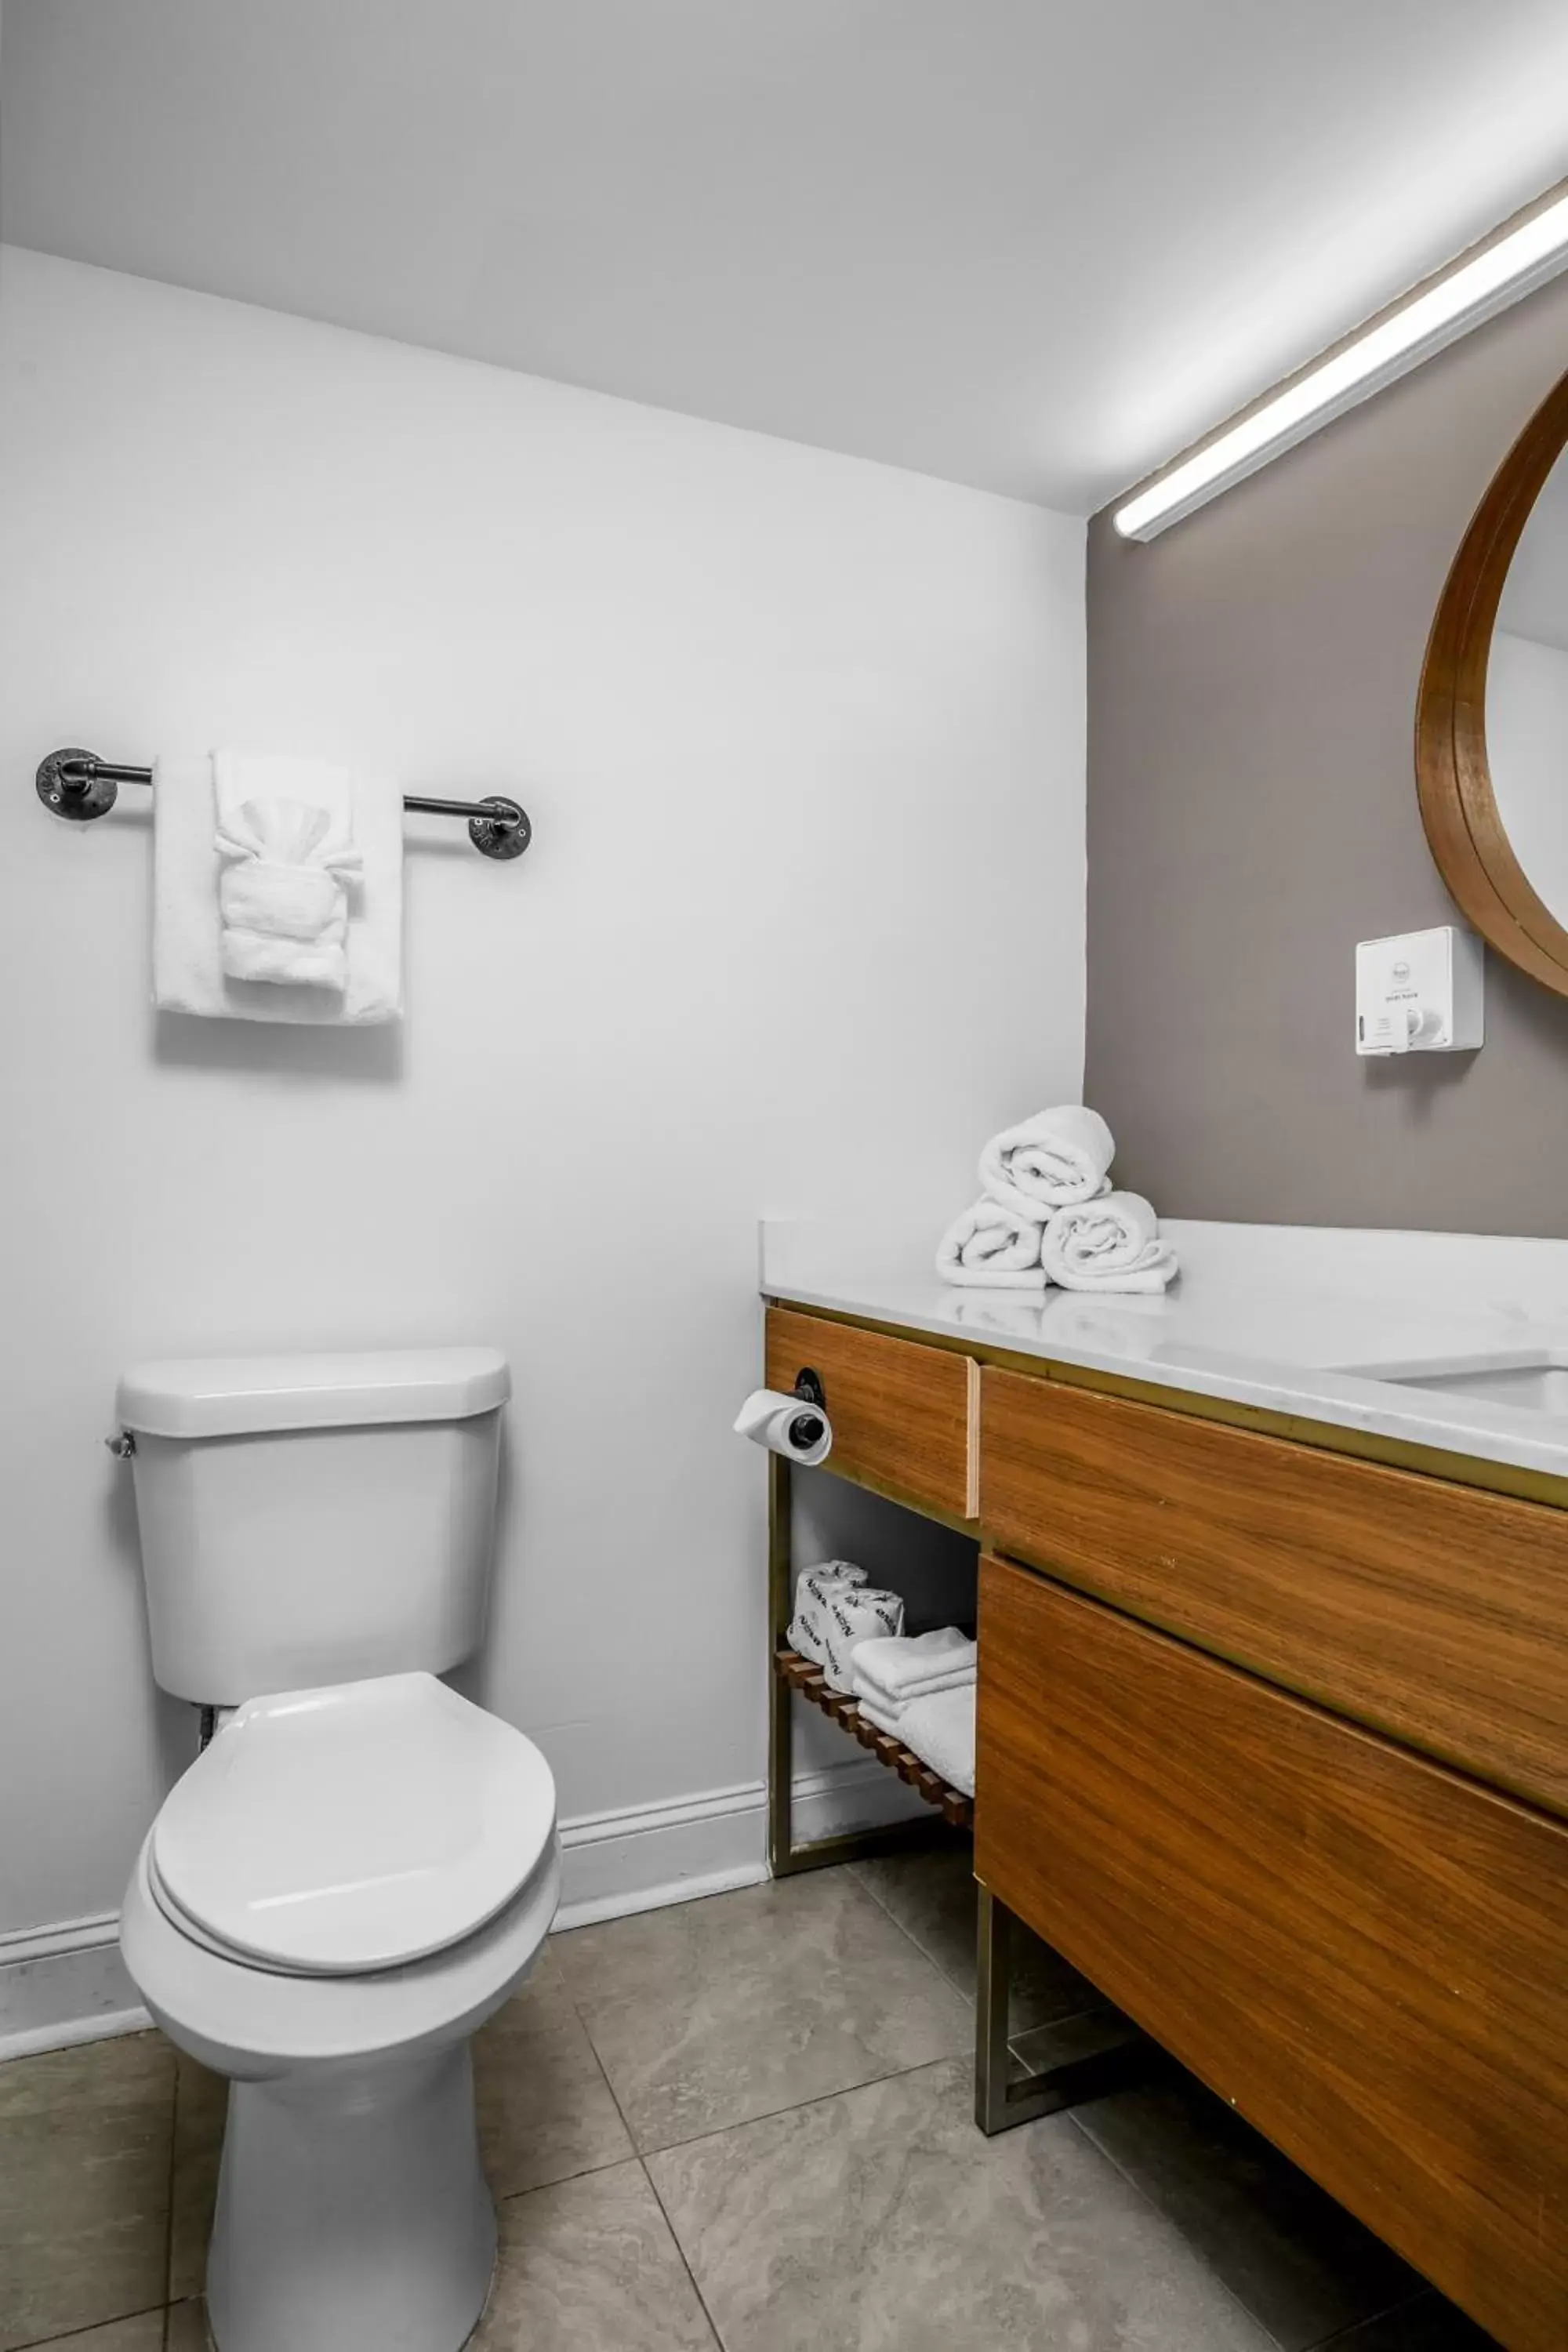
[0, 1914, 151, 2063]
[0, 1755, 928, 2057]
[552, 1751, 927, 1930]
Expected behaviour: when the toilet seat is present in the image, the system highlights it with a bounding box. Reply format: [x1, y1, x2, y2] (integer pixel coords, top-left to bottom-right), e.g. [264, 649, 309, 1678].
[151, 1671, 556, 1976]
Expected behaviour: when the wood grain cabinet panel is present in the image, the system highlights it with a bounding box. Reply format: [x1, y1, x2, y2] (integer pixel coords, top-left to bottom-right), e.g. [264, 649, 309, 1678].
[765, 1308, 978, 1520]
[975, 1555, 1568, 2352]
[980, 1366, 1568, 1818]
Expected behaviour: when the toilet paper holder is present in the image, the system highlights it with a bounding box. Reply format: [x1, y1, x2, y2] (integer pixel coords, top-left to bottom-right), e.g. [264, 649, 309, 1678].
[789, 1368, 826, 1450]
[733, 1371, 831, 1465]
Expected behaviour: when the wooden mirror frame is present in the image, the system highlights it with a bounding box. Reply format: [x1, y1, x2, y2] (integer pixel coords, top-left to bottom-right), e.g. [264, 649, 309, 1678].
[1417, 367, 1568, 999]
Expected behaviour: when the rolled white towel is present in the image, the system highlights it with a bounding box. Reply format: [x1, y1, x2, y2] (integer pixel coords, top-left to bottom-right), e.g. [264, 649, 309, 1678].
[1040, 1189, 1178, 1294]
[852, 1629, 976, 1714]
[936, 1198, 1048, 1290]
[897, 1684, 975, 1796]
[979, 1105, 1115, 1217]
[820, 1586, 906, 1693]
[788, 1563, 866, 1664]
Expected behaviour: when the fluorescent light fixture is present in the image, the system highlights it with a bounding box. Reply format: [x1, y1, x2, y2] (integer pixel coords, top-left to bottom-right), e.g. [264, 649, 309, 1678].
[1114, 184, 1568, 541]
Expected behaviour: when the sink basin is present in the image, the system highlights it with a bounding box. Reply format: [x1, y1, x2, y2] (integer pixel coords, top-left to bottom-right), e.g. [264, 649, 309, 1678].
[1334, 1351, 1568, 1414]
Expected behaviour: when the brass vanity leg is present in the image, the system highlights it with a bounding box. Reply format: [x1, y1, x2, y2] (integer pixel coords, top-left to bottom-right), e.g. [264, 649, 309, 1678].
[975, 1882, 1153, 2135]
[975, 1882, 1019, 2129]
[766, 1452, 799, 1876]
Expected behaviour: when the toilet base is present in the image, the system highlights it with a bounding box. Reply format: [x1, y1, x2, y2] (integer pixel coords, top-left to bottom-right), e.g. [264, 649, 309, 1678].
[207, 2041, 496, 2352]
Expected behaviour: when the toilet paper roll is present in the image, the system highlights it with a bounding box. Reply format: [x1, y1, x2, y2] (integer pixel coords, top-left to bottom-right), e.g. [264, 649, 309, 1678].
[732, 1387, 833, 1467]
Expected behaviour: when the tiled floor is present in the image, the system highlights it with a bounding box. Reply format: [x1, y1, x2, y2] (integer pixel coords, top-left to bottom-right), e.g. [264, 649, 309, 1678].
[0, 1844, 1500, 2351]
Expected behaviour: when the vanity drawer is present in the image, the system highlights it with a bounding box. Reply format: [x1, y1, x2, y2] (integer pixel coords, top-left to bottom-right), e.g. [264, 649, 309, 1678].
[976, 1555, 1568, 2352]
[765, 1308, 978, 1520]
[980, 1366, 1568, 1817]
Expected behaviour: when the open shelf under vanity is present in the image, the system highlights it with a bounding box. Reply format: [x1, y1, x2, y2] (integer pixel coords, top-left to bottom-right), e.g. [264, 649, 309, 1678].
[774, 1646, 973, 1829]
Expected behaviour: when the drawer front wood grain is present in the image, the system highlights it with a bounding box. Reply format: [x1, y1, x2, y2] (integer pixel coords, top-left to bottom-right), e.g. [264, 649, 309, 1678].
[981, 1366, 1568, 1817]
[975, 1555, 1568, 2352]
[766, 1308, 978, 1519]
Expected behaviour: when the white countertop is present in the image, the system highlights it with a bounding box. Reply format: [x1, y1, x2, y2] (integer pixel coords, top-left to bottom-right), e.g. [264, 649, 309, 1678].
[760, 1217, 1568, 1483]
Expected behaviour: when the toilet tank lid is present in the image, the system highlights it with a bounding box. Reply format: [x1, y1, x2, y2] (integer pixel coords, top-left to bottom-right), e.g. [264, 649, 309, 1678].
[116, 1347, 511, 1438]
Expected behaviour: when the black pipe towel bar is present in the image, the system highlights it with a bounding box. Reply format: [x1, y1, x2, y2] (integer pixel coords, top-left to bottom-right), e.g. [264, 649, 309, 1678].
[35, 748, 532, 862]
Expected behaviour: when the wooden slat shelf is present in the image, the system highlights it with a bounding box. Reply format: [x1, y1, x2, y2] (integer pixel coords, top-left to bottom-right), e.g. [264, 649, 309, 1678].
[775, 1647, 974, 1829]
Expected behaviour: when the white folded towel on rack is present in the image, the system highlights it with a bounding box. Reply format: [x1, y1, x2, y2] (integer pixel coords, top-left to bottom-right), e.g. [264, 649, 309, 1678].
[851, 1629, 976, 1715]
[865, 1684, 975, 1797]
[1040, 1189, 1178, 1294]
[979, 1105, 1115, 1216]
[153, 753, 404, 1025]
[215, 753, 363, 989]
[819, 1586, 906, 1693]
[788, 1563, 866, 1665]
[935, 1198, 1048, 1290]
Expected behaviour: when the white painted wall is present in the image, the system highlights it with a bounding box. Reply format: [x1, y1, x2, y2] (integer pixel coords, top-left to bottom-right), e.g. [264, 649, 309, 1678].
[1488, 627, 1568, 927]
[0, 245, 1085, 1943]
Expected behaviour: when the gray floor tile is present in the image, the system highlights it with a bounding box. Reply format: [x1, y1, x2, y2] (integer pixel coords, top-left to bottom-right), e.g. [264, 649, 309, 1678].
[554, 1873, 970, 2152]
[649, 2054, 1278, 2352]
[475, 1941, 635, 2194]
[472, 2161, 717, 2350]
[1073, 2068, 1425, 2351]
[851, 1843, 1106, 2031]
[0, 2031, 175, 2352]
[1319, 2290, 1501, 2350]
[25, 2311, 167, 2350]
[165, 1945, 636, 2302]
[167, 2054, 227, 2304]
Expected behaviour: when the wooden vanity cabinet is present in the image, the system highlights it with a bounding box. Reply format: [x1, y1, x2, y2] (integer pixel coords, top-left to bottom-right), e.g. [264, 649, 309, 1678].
[764, 1303, 1568, 2347]
[982, 1364, 1568, 1819]
[975, 1557, 1568, 2352]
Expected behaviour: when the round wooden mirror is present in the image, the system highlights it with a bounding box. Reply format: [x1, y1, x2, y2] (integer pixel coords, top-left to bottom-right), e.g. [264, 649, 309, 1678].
[1417, 368, 1568, 997]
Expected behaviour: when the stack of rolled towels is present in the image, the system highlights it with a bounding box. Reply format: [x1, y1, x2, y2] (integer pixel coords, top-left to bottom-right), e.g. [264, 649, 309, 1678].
[789, 1564, 975, 1798]
[937, 1105, 1177, 1295]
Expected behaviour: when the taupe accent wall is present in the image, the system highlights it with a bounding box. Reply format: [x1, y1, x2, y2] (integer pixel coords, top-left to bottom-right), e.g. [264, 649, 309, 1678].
[1085, 270, 1568, 1236]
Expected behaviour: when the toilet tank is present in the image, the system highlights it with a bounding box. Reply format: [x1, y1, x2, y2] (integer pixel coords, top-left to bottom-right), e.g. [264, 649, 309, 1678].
[115, 1348, 511, 1704]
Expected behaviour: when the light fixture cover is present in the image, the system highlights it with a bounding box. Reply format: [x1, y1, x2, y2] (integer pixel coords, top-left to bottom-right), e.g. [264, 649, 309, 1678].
[1113, 186, 1568, 541]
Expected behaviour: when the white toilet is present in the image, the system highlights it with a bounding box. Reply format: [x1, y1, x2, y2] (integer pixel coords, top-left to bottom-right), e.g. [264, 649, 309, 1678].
[114, 1348, 559, 2352]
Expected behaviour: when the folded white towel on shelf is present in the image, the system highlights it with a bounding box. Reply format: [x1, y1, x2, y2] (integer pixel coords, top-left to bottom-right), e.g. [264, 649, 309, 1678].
[1040, 1189, 1178, 1294]
[153, 752, 404, 1025]
[787, 1563, 867, 1664]
[819, 1586, 906, 1693]
[935, 1198, 1048, 1290]
[851, 1628, 976, 1715]
[853, 1664, 974, 1719]
[979, 1105, 1115, 1217]
[215, 753, 363, 989]
[878, 1684, 975, 1796]
[857, 1697, 903, 1737]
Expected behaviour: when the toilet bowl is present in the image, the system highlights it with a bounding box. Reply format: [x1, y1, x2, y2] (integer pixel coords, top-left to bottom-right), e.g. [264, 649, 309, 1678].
[121, 1670, 559, 2352]
[112, 1345, 554, 2350]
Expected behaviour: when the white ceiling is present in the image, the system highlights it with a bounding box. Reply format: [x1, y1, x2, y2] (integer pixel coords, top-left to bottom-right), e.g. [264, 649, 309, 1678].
[4, 0, 1568, 514]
